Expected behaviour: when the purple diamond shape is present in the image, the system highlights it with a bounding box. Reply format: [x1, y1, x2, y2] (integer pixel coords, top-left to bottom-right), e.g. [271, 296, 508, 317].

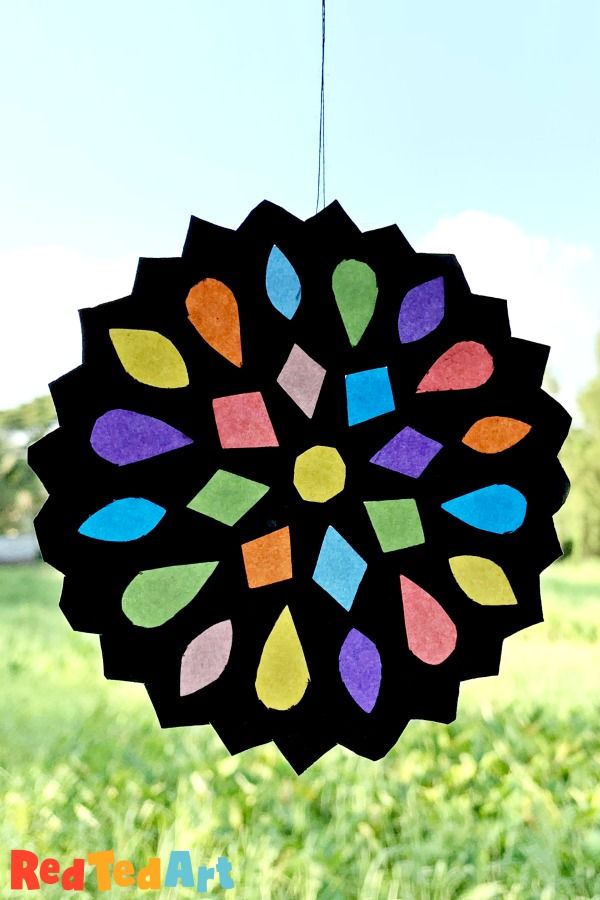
[370, 426, 442, 478]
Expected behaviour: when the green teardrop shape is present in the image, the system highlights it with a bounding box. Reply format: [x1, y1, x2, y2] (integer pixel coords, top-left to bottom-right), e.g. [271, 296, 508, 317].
[332, 259, 378, 346]
[122, 561, 219, 627]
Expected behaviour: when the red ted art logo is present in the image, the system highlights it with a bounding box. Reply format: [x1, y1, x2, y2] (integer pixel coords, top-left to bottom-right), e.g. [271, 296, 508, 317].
[10, 850, 234, 892]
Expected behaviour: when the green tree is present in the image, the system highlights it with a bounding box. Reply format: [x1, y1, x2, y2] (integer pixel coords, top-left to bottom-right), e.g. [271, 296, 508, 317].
[557, 336, 600, 558]
[0, 395, 56, 534]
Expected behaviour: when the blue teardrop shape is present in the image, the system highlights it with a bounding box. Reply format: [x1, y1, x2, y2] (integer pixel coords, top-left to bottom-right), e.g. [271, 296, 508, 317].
[266, 245, 301, 319]
[78, 497, 166, 541]
[441, 485, 527, 534]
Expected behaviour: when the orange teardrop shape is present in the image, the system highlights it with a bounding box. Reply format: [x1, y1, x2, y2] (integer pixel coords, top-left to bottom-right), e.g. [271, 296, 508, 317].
[463, 416, 531, 453]
[186, 278, 242, 367]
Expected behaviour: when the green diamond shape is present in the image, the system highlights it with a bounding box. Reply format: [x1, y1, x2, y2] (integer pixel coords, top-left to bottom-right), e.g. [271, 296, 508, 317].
[188, 470, 269, 526]
[364, 499, 424, 552]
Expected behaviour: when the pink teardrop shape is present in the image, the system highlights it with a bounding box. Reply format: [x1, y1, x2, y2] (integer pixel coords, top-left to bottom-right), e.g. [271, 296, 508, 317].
[400, 575, 457, 664]
[416, 341, 493, 393]
[180, 620, 233, 696]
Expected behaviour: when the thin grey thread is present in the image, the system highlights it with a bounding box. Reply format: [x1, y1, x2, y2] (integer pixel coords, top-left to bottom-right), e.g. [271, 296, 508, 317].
[315, 0, 326, 212]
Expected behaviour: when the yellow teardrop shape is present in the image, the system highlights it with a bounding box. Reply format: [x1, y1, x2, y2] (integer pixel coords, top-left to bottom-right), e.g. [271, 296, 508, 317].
[109, 328, 189, 388]
[449, 555, 517, 606]
[255, 606, 310, 710]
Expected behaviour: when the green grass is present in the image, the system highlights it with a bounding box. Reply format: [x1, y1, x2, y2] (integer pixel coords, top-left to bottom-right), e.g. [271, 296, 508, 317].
[1, 561, 599, 899]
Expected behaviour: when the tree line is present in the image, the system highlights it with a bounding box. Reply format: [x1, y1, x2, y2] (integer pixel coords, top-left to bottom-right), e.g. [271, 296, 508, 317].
[0, 344, 598, 557]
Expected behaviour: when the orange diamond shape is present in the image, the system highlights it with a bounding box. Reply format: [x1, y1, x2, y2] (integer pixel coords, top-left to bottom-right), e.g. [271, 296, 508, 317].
[241, 526, 292, 588]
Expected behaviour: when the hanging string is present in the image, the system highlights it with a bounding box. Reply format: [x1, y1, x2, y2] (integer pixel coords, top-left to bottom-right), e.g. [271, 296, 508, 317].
[315, 0, 326, 212]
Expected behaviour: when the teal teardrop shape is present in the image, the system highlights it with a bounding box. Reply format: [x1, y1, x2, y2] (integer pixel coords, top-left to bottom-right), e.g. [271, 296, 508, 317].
[266, 245, 301, 319]
[441, 485, 526, 534]
[78, 497, 166, 542]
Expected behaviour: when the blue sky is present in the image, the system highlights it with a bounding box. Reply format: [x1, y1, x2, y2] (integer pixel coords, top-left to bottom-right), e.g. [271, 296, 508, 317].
[0, 0, 598, 409]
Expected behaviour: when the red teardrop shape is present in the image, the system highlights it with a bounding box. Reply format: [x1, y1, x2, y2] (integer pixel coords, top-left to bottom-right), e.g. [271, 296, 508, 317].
[400, 575, 457, 664]
[416, 341, 493, 393]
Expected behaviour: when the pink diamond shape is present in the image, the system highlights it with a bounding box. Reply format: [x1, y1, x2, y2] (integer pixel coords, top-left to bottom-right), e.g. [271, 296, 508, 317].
[213, 392, 279, 449]
[277, 344, 326, 418]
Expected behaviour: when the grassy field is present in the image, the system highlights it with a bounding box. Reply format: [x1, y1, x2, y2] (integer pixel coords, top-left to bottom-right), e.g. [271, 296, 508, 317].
[0, 562, 599, 899]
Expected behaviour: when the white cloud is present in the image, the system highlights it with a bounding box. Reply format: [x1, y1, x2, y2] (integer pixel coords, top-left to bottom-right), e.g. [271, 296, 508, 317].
[0, 246, 137, 409]
[417, 212, 599, 417]
[0, 217, 597, 417]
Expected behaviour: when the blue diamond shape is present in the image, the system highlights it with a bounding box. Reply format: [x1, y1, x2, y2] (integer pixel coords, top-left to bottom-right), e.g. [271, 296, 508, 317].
[345, 367, 395, 426]
[313, 526, 367, 610]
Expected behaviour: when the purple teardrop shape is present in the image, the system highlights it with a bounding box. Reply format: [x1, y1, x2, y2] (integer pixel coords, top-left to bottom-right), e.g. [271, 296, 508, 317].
[398, 276, 445, 343]
[91, 409, 193, 465]
[339, 628, 382, 713]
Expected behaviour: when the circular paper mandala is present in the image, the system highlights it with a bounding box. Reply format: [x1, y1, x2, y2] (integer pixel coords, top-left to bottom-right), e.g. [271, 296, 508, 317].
[30, 201, 570, 773]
